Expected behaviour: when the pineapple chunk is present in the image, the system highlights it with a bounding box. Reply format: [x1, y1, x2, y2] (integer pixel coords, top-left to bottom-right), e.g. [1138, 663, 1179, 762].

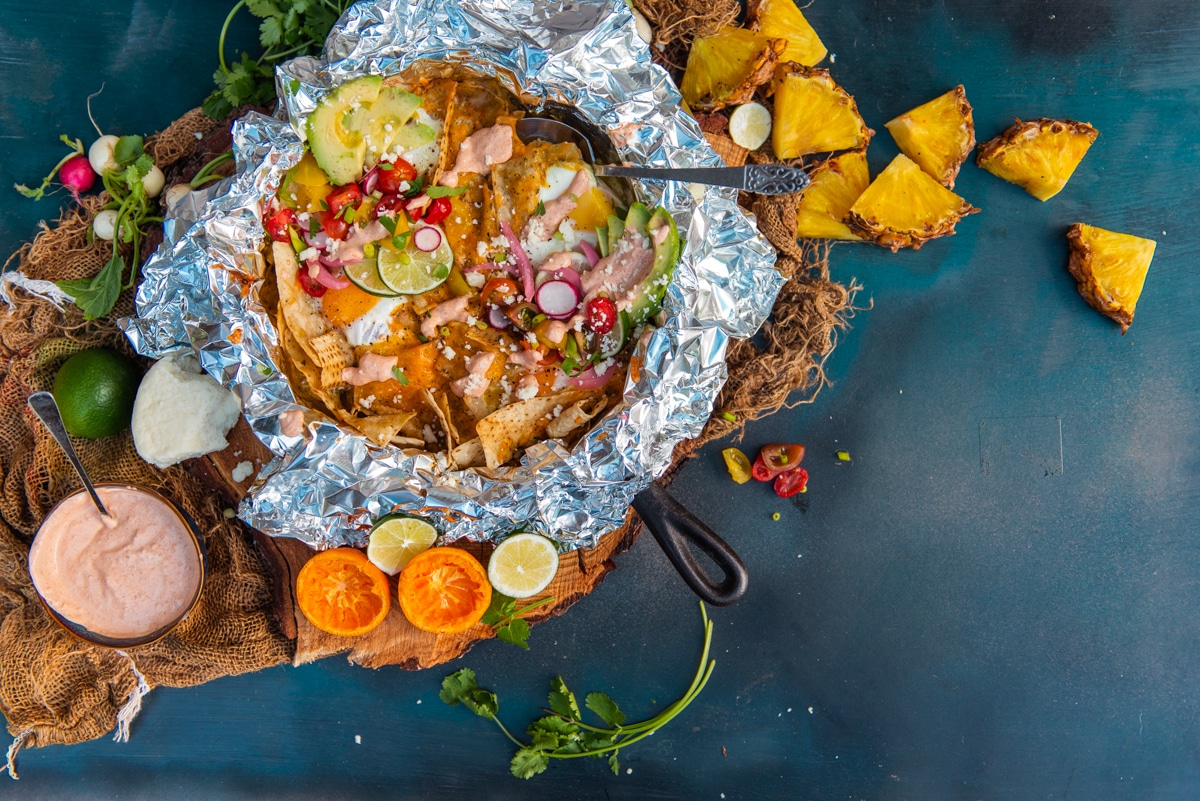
[845, 154, 979, 251]
[748, 0, 827, 67]
[795, 149, 870, 241]
[1066, 223, 1156, 333]
[681, 27, 785, 112]
[771, 64, 872, 159]
[884, 86, 975, 189]
[976, 118, 1098, 201]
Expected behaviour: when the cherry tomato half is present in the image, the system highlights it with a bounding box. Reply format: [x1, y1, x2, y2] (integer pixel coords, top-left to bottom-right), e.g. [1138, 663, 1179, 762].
[296, 268, 327, 298]
[319, 209, 350, 240]
[773, 467, 808, 498]
[586, 296, 617, 335]
[374, 194, 408, 220]
[326, 184, 363, 217]
[422, 196, 453, 225]
[481, 277, 520, 308]
[759, 443, 805, 473]
[265, 208, 299, 243]
[376, 158, 418, 193]
[751, 454, 778, 482]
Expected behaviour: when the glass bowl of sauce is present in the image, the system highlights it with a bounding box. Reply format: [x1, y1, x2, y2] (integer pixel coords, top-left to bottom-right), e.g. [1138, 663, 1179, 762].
[28, 483, 206, 648]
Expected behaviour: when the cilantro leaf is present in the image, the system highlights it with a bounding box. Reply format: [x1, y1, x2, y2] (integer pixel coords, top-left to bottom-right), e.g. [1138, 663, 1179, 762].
[378, 215, 397, 235]
[535, 200, 546, 216]
[548, 676, 580, 719]
[585, 692, 626, 728]
[510, 748, 550, 779]
[425, 185, 469, 199]
[496, 618, 531, 649]
[608, 752, 621, 776]
[56, 249, 125, 320]
[391, 366, 409, 386]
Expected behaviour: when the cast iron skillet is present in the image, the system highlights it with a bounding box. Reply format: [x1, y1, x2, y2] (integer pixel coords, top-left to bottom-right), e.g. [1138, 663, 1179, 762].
[520, 103, 750, 606]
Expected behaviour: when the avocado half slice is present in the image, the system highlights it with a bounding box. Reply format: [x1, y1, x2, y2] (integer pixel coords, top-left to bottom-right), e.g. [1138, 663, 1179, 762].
[624, 205, 680, 326]
[306, 75, 383, 185]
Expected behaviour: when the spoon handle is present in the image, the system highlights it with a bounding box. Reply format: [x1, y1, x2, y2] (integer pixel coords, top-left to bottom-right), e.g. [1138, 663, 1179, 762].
[27, 392, 112, 520]
[595, 164, 810, 195]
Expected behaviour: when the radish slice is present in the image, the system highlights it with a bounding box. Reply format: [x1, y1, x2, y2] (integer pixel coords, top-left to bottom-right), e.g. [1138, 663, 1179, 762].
[569, 360, 617, 389]
[307, 259, 351, 290]
[535, 279, 581, 319]
[542, 265, 583, 297]
[578, 239, 600, 267]
[499, 220, 536, 301]
[413, 226, 443, 252]
[487, 306, 511, 330]
[361, 166, 380, 195]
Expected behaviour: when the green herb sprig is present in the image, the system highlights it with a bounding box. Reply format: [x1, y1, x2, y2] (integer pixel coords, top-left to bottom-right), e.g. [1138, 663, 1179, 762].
[480, 592, 555, 650]
[441, 602, 716, 778]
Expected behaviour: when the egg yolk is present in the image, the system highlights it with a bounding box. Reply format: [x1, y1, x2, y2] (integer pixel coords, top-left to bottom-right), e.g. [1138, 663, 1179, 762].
[322, 283, 380, 328]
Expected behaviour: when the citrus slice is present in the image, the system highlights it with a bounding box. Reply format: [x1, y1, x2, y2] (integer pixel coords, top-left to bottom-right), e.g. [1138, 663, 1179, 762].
[367, 515, 438, 575]
[487, 533, 559, 599]
[397, 547, 492, 634]
[377, 223, 453, 295]
[295, 548, 390, 637]
[343, 255, 399, 297]
[728, 102, 773, 151]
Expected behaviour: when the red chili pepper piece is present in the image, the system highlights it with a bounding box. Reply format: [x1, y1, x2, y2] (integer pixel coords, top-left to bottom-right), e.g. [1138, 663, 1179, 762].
[759, 443, 805, 473]
[326, 184, 363, 217]
[422, 196, 453, 225]
[773, 467, 808, 498]
[265, 208, 299, 243]
[586, 296, 617, 335]
[376, 158, 418, 193]
[319, 209, 350, 240]
[296, 268, 327, 298]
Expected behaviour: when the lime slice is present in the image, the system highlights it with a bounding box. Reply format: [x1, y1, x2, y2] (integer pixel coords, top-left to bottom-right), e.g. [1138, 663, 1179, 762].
[377, 224, 453, 295]
[367, 515, 439, 575]
[487, 533, 559, 599]
[728, 102, 773, 151]
[343, 254, 400, 297]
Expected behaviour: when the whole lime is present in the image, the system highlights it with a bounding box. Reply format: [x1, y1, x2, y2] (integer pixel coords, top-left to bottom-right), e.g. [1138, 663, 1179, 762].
[51, 349, 142, 438]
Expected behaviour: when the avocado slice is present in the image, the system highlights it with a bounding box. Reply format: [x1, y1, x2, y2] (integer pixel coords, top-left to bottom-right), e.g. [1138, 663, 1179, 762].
[605, 213, 625, 255]
[359, 86, 423, 166]
[595, 224, 609, 257]
[306, 76, 383, 186]
[626, 207, 680, 326]
[623, 203, 651, 235]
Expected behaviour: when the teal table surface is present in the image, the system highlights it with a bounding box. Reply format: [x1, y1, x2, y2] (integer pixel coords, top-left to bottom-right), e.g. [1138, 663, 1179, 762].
[2, 1, 1200, 799]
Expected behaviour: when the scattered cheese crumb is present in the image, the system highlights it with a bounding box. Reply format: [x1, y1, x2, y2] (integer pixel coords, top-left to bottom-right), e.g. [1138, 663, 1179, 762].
[231, 461, 255, 483]
[354, 735, 362, 744]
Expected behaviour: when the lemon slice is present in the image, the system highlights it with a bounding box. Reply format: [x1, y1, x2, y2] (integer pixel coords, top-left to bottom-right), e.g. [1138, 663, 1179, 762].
[377, 223, 453, 295]
[487, 533, 559, 598]
[367, 515, 439, 575]
[728, 102, 773, 150]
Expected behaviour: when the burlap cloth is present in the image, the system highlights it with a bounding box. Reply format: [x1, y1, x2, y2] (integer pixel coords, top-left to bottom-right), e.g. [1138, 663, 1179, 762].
[0, 43, 859, 775]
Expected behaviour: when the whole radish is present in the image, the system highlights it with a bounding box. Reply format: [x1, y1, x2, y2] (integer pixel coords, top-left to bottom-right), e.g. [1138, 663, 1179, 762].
[88, 134, 120, 175]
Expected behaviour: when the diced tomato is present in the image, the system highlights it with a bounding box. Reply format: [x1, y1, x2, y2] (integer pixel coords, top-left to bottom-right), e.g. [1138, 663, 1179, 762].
[377, 158, 418, 193]
[265, 208, 299, 243]
[319, 209, 350, 240]
[296, 268, 327, 298]
[505, 301, 540, 331]
[481, 277, 520, 308]
[374, 194, 407, 220]
[326, 184, 363, 217]
[423, 197, 452, 225]
[773, 467, 808, 498]
[750, 454, 778, 482]
[759, 443, 805, 473]
[586, 296, 617, 335]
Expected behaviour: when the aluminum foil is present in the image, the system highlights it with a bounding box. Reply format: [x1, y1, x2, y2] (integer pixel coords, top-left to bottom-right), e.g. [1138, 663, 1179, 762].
[122, 0, 782, 551]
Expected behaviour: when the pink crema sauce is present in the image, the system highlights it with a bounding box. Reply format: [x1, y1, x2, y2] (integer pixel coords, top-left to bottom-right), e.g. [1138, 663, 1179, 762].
[29, 486, 202, 640]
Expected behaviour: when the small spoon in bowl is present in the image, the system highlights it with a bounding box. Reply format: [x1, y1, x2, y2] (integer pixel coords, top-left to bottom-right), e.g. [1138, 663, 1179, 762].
[27, 391, 117, 527]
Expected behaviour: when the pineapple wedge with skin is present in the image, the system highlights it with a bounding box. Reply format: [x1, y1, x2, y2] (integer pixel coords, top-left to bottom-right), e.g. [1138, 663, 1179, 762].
[976, 118, 1098, 201]
[1066, 223, 1156, 334]
[795, 149, 870, 241]
[885, 86, 975, 189]
[748, 0, 828, 67]
[681, 27, 785, 112]
[771, 64, 873, 159]
[846, 154, 980, 251]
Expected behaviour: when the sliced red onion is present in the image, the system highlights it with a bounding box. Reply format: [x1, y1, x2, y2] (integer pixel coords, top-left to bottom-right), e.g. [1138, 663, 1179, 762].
[535, 279, 581, 319]
[319, 251, 358, 269]
[360, 166, 380, 195]
[578, 239, 600, 267]
[487, 305, 511, 330]
[569, 360, 617, 389]
[499, 220, 536, 301]
[413, 226, 443, 252]
[302, 228, 330, 249]
[306, 259, 350, 290]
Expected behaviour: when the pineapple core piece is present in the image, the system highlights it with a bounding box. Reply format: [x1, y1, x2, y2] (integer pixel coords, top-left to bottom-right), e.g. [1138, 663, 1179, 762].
[846, 154, 980, 251]
[681, 27, 785, 112]
[771, 64, 872, 159]
[1066, 223, 1156, 334]
[976, 118, 1098, 201]
[884, 86, 975, 189]
[748, 0, 828, 67]
[795, 149, 870, 241]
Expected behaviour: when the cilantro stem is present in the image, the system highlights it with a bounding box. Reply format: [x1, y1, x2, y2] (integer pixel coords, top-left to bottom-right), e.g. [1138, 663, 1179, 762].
[260, 41, 313, 63]
[191, 152, 234, 187]
[216, 0, 247, 75]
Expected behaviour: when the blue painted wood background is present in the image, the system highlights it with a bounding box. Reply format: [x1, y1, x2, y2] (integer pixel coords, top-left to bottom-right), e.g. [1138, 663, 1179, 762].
[1, 1, 1198, 798]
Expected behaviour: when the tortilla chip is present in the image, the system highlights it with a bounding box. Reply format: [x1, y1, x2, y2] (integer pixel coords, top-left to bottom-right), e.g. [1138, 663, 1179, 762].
[450, 438, 486, 469]
[423, 389, 459, 451]
[491, 140, 585, 233]
[546, 397, 607, 440]
[475, 389, 583, 469]
[307, 331, 355, 389]
[392, 436, 427, 448]
[273, 242, 331, 344]
[356, 413, 417, 447]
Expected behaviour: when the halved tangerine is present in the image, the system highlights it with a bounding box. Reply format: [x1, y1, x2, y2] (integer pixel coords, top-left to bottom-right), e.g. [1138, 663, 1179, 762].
[295, 548, 391, 637]
[397, 547, 492, 635]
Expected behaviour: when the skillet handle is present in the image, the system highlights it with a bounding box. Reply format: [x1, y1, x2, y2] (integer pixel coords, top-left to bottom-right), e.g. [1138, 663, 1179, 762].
[632, 483, 748, 606]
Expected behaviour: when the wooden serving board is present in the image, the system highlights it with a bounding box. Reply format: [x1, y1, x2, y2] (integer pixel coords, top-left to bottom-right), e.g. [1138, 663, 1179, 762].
[188, 417, 640, 669]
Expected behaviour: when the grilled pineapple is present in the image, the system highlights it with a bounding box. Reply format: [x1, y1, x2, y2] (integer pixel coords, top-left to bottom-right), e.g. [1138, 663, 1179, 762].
[795, 149, 870, 241]
[748, 0, 827, 67]
[681, 27, 785, 112]
[1066, 223, 1156, 333]
[884, 86, 974, 188]
[771, 64, 872, 159]
[976, 118, 1098, 201]
[846, 154, 979, 251]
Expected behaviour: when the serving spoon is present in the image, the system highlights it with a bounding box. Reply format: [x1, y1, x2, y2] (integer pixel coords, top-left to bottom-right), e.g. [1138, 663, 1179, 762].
[515, 116, 810, 195]
[27, 391, 116, 526]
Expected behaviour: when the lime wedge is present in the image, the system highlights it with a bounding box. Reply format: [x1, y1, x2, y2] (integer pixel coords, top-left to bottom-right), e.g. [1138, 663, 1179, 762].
[377, 224, 454, 295]
[487, 533, 559, 598]
[344, 255, 399, 297]
[367, 515, 439, 575]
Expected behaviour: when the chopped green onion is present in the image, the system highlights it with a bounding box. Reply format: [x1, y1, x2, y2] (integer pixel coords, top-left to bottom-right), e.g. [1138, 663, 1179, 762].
[378, 162, 395, 171]
[721, 412, 737, 422]
[363, 242, 376, 258]
[772, 512, 781, 521]
[288, 228, 305, 253]
[392, 366, 410, 386]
